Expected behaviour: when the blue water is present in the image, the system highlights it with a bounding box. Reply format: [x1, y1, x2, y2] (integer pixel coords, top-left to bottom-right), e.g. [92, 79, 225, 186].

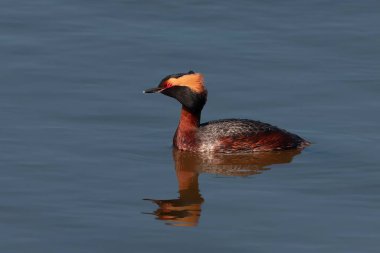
[1, 1, 380, 252]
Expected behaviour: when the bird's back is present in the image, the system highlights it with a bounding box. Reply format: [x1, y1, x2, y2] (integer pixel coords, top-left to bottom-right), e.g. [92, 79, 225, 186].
[196, 119, 308, 153]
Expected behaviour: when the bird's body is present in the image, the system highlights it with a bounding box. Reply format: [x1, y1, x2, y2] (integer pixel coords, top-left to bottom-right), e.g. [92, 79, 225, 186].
[197, 119, 306, 153]
[144, 71, 309, 153]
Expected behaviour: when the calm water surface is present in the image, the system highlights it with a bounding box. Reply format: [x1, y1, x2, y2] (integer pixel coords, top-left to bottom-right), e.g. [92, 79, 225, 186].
[1, 0, 379, 252]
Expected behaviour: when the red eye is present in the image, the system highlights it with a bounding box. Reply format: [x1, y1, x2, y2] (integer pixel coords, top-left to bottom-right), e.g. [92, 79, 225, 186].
[165, 83, 173, 88]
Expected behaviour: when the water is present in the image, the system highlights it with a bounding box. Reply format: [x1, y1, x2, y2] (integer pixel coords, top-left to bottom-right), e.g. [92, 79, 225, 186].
[1, 0, 379, 252]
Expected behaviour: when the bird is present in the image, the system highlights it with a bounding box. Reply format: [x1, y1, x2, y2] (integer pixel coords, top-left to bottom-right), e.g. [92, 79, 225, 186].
[144, 71, 309, 153]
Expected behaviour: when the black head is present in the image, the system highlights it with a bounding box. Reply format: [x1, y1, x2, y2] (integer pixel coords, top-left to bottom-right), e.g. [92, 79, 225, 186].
[144, 71, 207, 113]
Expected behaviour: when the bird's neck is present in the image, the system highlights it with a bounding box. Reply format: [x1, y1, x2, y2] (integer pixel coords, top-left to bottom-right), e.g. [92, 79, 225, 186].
[179, 106, 200, 130]
[173, 106, 201, 150]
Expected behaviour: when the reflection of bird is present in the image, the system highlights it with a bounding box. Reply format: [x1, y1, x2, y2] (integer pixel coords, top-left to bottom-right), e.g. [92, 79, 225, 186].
[179, 148, 301, 177]
[144, 71, 310, 153]
[143, 152, 203, 227]
[144, 149, 301, 227]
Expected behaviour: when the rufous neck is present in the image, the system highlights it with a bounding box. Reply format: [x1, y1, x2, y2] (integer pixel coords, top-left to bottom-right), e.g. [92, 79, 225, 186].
[178, 106, 201, 131]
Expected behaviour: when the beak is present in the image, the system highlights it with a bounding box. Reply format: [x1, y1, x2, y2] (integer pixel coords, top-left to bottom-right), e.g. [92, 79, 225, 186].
[143, 87, 163, 94]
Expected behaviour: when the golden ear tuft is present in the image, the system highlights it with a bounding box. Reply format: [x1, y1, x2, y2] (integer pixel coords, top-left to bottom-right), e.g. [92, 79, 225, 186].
[172, 72, 205, 93]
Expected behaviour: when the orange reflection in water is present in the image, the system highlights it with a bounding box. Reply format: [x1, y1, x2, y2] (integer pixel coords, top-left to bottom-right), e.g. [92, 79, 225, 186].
[144, 149, 301, 227]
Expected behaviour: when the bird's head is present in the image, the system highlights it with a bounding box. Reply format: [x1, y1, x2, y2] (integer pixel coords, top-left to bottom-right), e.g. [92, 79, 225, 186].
[144, 71, 207, 113]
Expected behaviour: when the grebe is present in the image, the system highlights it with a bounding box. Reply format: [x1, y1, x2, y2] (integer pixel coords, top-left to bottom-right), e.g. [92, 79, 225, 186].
[144, 71, 309, 153]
